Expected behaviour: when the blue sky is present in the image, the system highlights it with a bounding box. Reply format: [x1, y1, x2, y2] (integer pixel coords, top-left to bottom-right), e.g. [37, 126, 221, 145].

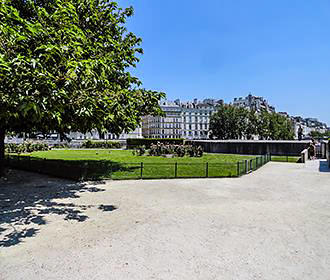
[118, 0, 330, 125]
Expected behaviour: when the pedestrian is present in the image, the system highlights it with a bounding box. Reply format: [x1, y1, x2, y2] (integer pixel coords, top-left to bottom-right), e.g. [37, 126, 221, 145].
[309, 139, 316, 160]
[298, 125, 303, 141]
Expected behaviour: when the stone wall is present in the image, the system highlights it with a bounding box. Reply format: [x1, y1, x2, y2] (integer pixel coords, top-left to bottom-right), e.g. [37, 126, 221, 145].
[189, 140, 311, 156]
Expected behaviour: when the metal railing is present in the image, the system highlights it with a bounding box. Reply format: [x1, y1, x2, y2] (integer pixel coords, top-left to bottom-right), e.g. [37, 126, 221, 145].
[5, 154, 271, 181]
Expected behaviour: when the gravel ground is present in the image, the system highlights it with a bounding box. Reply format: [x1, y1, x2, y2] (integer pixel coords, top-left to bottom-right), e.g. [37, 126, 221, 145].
[1, 160, 330, 280]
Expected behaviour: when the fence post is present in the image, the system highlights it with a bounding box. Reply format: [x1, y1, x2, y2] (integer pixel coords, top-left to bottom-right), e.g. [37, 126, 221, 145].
[110, 162, 113, 180]
[140, 162, 143, 179]
[28, 155, 31, 171]
[205, 162, 209, 178]
[237, 161, 240, 176]
[245, 160, 248, 174]
[81, 162, 88, 181]
[175, 162, 178, 178]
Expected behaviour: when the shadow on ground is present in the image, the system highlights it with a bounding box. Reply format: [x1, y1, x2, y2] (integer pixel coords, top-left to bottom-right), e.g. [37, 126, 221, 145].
[0, 169, 117, 248]
[6, 155, 140, 180]
[319, 160, 330, 173]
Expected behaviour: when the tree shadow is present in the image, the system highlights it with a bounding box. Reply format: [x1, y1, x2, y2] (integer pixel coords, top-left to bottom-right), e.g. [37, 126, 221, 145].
[5, 155, 141, 180]
[319, 160, 330, 173]
[0, 169, 117, 248]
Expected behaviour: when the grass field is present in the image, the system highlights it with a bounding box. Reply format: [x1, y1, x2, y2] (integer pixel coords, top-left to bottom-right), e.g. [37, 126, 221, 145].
[8, 150, 263, 180]
[28, 149, 256, 163]
[270, 156, 301, 163]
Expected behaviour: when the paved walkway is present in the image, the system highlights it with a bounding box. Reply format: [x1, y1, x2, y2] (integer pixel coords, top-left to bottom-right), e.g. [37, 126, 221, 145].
[1, 161, 330, 280]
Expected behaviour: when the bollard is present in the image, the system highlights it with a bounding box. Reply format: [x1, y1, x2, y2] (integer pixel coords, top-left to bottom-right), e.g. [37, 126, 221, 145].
[110, 162, 113, 180]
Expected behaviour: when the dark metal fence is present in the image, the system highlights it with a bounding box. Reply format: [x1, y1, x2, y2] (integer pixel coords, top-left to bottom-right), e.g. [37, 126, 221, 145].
[4, 154, 271, 181]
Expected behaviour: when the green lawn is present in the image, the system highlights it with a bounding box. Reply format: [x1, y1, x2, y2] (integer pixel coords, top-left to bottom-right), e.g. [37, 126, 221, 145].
[28, 149, 256, 163]
[270, 156, 300, 163]
[9, 149, 262, 180]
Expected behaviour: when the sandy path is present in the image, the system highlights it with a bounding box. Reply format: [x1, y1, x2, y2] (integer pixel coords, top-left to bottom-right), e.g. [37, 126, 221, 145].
[1, 161, 330, 280]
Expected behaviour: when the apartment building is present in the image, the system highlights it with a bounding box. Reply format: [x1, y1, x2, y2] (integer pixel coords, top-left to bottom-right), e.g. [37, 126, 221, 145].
[292, 116, 328, 139]
[232, 94, 275, 113]
[68, 127, 142, 140]
[142, 100, 182, 139]
[142, 99, 221, 139]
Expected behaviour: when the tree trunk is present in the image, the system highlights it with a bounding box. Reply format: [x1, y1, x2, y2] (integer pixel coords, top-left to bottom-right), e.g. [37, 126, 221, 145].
[0, 128, 5, 176]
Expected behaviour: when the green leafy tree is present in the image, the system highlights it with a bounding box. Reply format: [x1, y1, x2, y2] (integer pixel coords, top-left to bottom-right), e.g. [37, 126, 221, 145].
[210, 105, 295, 140]
[210, 104, 249, 140]
[310, 130, 330, 139]
[257, 110, 271, 139]
[246, 110, 258, 140]
[262, 111, 294, 140]
[0, 0, 165, 174]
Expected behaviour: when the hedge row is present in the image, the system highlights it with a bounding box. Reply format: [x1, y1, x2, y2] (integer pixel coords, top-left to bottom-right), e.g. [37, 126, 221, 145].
[127, 138, 184, 149]
[81, 140, 121, 149]
[5, 142, 50, 153]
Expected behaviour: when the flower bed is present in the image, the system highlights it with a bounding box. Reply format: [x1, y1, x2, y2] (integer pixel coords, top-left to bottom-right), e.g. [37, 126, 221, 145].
[133, 142, 203, 157]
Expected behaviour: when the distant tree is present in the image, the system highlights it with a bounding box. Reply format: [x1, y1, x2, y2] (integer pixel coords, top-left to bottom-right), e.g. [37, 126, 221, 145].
[210, 105, 295, 140]
[245, 110, 258, 140]
[257, 110, 294, 140]
[210, 105, 249, 140]
[257, 110, 271, 140]
[310, 130, 330, 139]
[0, 0, 165, 174]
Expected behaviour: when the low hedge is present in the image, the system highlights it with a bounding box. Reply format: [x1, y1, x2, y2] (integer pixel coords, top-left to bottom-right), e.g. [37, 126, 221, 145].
[5, 142, 50, 153]
[81, 140, 121, 149]
[127, 138, 185, 149]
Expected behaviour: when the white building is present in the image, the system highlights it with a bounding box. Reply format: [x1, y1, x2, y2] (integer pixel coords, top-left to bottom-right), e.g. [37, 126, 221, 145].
[292, 116, 328, 139]
[142, 99, 220, 139]
[232, 94, 275, 113]
[68, 127, 142, 140]
[142, 100, 182, 138]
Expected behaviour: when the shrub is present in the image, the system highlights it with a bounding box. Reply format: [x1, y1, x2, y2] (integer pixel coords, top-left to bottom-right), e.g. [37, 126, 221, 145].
[127, 138, 184, 149]
[147, 142, 203, 157]
[81, 140, 121, 149]
[132, 146, 146, 156]
[5, 141, 50, 153]
[186, 145, 203, 157]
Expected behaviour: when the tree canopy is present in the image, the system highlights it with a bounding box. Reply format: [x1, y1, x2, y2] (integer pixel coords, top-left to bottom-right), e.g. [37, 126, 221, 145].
[210, 105, 295, 140]
[309, 130, 330, 139]
[0, 0, 165, 172]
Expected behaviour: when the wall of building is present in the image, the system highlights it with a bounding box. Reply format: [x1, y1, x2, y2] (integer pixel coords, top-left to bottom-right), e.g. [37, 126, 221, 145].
[142, 100, 217, 139]
[68, 127, 142, 140]
[189, 140, 311, 156]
